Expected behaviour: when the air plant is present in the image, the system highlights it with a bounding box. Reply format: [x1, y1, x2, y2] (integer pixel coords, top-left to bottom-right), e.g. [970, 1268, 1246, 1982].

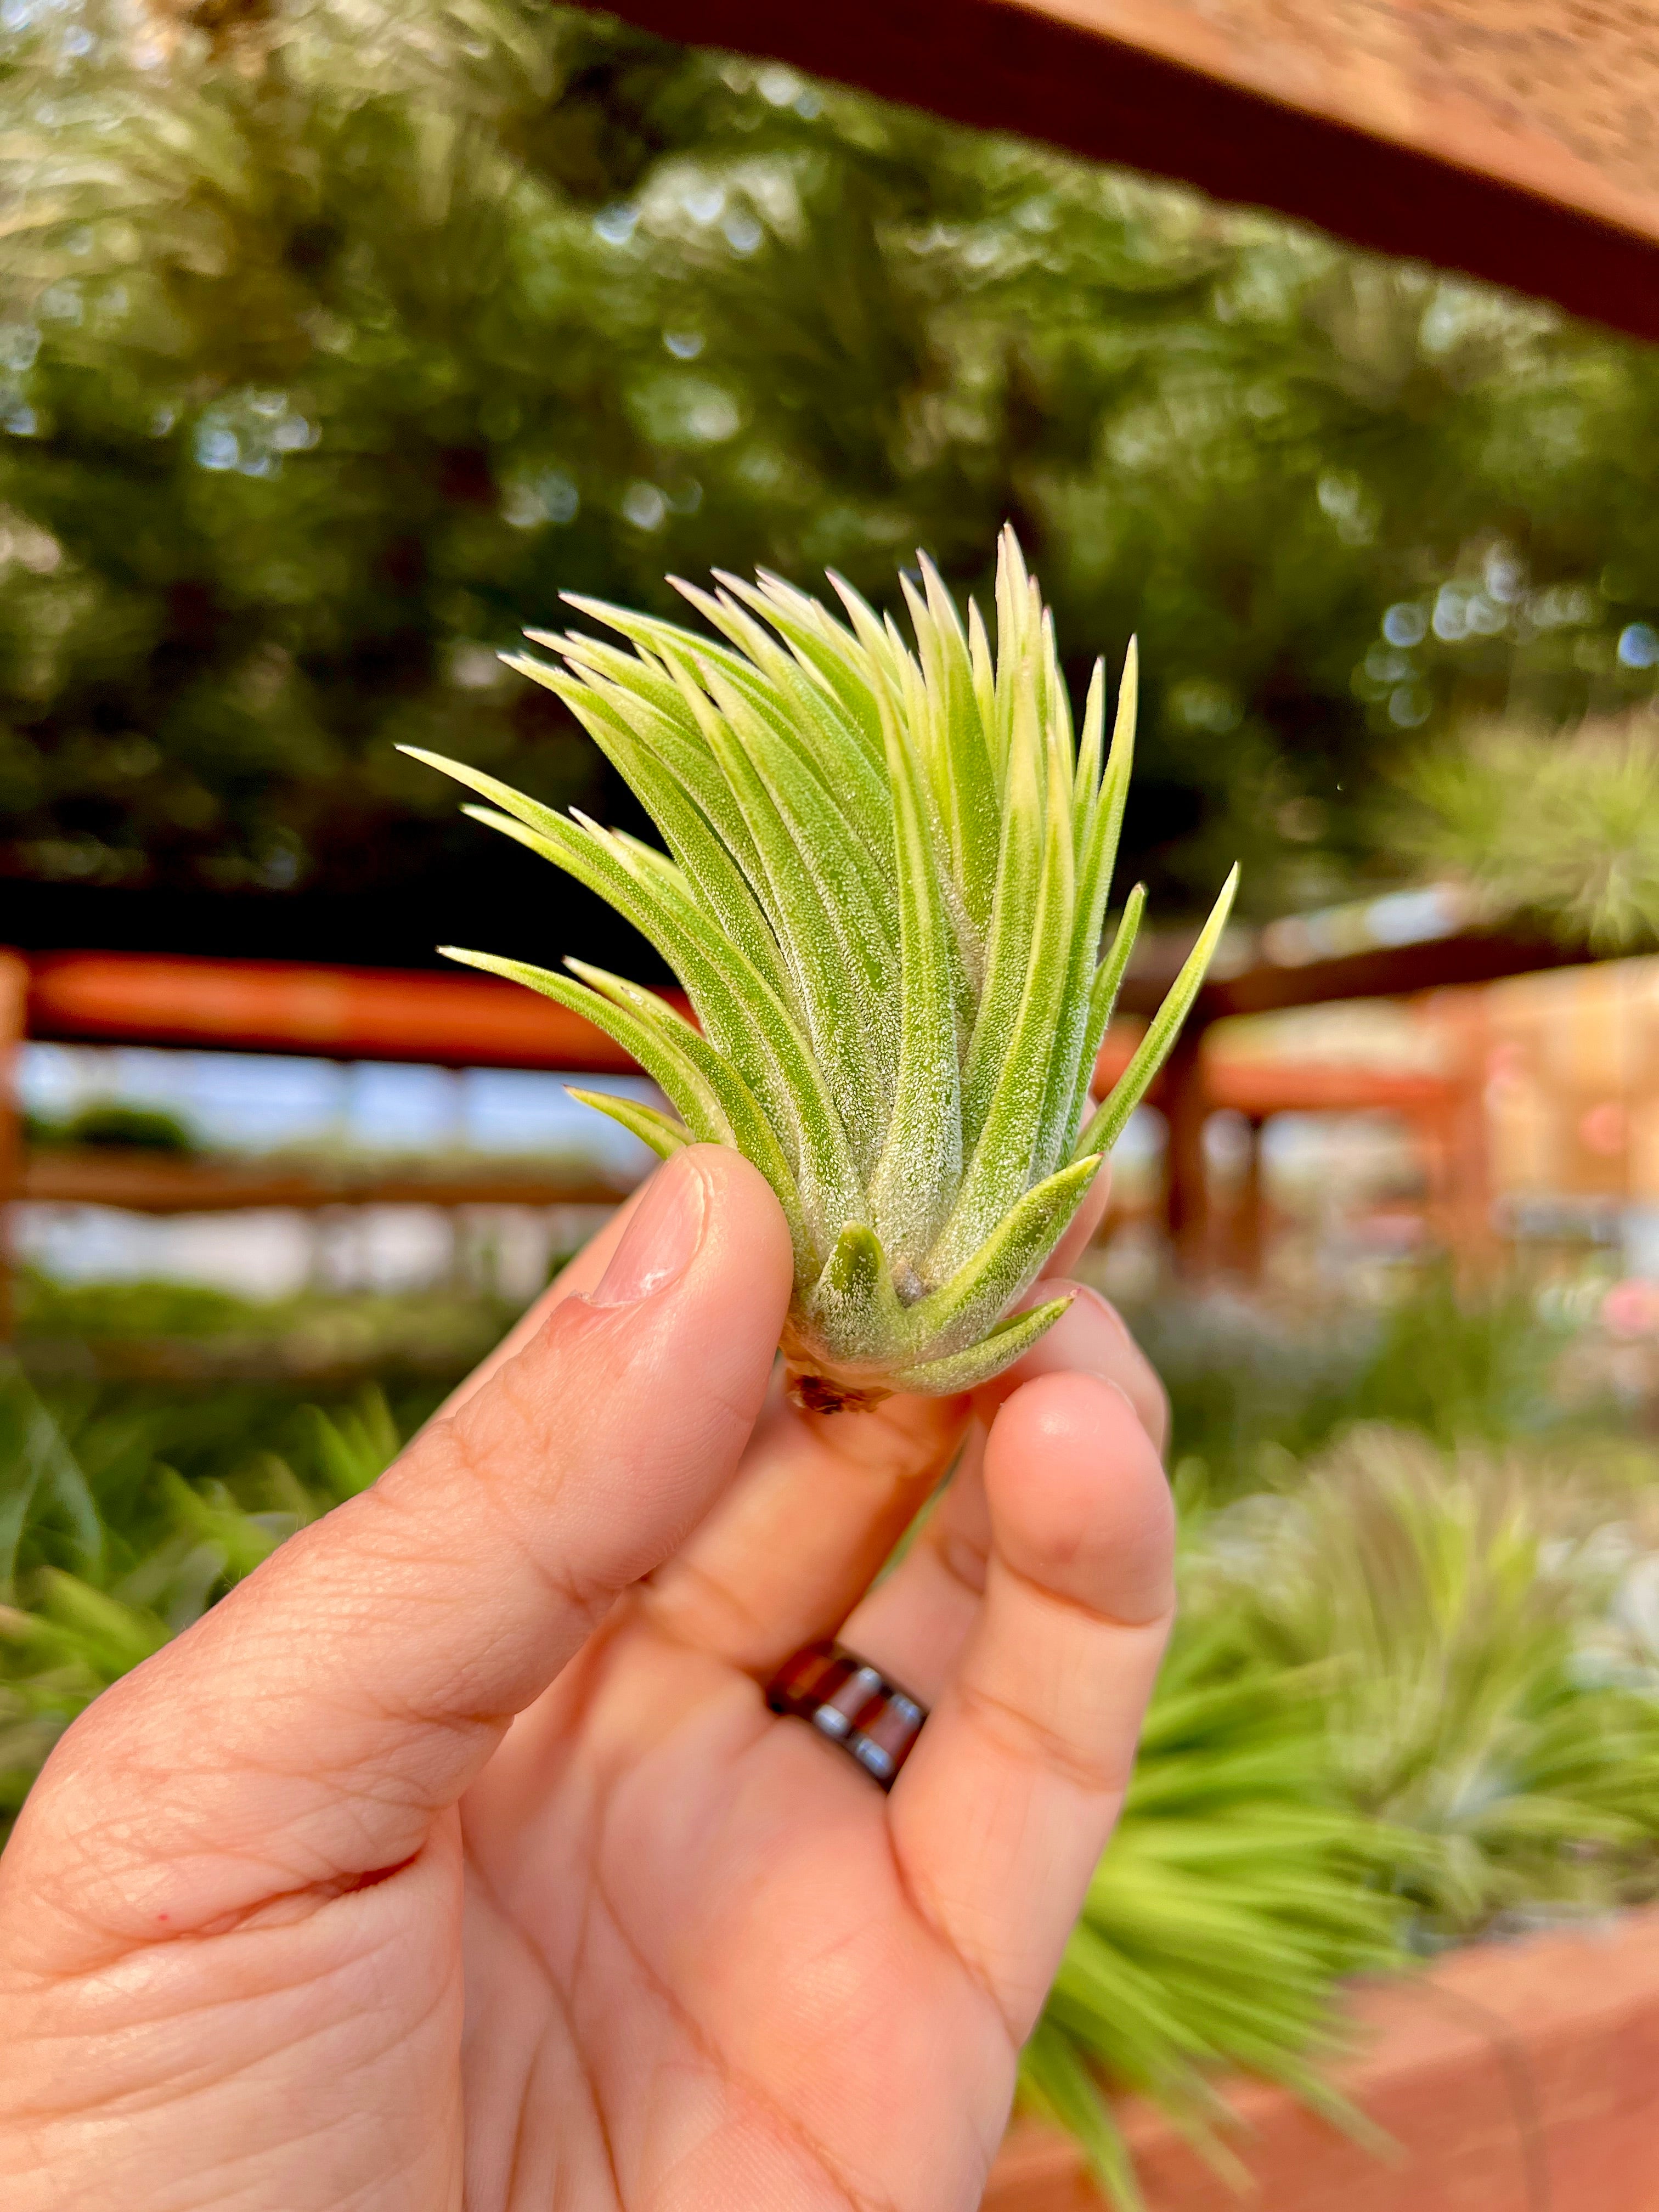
[408, 531, 1235, 1407]
[1201, 1425, 1659, 1934]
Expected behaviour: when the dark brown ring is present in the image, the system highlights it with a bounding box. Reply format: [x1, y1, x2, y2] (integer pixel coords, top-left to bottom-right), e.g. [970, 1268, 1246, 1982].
[765, 1639, 928, 1792]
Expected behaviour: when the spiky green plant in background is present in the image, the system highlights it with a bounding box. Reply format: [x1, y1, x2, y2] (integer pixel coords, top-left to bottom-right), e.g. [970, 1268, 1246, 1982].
[408, 529, 1236, 1406]
[1199, 1425, 1659, 1936]
[0, 1363, 400, 1837]
[1023, 1609, 1406, 2208]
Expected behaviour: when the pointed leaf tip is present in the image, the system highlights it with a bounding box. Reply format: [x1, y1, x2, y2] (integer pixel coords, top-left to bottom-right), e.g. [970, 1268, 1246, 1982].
[894, 1293, 1075, 1396]
[1073, 864, 1239, 1161]
[567, 1086, 690, 1162]
[915, 1152, 1102, 1362]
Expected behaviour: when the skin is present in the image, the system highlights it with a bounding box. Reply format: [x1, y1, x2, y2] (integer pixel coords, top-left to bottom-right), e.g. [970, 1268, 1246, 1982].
[0, 1148, 1173, 2212]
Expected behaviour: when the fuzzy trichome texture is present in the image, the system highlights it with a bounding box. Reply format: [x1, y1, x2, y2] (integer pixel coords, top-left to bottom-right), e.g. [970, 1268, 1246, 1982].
[409, 530, 1235, 1407]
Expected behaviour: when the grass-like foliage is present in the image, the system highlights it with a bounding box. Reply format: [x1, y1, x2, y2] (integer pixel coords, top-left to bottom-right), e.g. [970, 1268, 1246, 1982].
[408, 530, 1236, 1404]
[0, 1363, 400, 1836]
[1030, 1423, 1659, 2202]
[1024, 1611, 1403, 2207]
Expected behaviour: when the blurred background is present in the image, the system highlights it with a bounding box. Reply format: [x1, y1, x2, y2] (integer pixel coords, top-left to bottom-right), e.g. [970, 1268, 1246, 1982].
[9, 2, 1659, 2201]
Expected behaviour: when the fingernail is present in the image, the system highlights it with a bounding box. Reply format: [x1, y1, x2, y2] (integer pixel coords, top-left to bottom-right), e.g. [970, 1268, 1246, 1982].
[590, 1159, 707, 1307]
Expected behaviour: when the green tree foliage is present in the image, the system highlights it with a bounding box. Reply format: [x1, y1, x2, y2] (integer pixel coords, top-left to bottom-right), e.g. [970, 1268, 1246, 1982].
[2, 0, 1658, 918]
[1400, 715, 1659, 949]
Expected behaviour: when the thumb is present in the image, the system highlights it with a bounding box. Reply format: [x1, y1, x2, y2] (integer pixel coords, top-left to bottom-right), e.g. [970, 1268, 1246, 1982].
[4, 1148, 792, 1955]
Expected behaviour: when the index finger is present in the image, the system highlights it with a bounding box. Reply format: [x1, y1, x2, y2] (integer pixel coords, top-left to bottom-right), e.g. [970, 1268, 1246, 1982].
[889, 1370, 1176, 2043]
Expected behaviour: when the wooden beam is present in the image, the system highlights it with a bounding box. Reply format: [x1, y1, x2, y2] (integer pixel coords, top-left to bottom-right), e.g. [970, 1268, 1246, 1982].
[1203, 1059, 1454, 1118]
[23, 952, 690, 1072]
[1116, 927, 1593, 1027]
[1228, 1113, 1266, 1281]
[1160, 1025, 1211, 1273]
[1091, 1025, 1457, 1116]
[601, 0, 1659, 343]
[21, 936, 1587, 1093]
[17, 1152, 631, 1214]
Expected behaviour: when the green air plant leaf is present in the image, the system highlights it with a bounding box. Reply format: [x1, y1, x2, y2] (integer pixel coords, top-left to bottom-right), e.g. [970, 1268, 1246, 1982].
[406, 530, 1237, 1407]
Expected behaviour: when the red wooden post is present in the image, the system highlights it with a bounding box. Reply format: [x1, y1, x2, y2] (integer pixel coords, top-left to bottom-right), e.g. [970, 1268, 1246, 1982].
[1420, 988, 1497, 1278]
[1162, 1022, 1211, 1274]
[1228, 1113, 1267, 1280]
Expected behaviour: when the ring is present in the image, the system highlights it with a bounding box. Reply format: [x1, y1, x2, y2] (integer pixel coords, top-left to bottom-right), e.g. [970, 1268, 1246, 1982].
[765, 1639, 928, 1791]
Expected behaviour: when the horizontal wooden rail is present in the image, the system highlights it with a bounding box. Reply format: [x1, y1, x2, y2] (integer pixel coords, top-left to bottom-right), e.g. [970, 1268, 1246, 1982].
[1093, 1033, 1453, 1120]
[24, 952, 689, 1071]
[16, 951, 1462, 1116]
[1116, 929, 1592, 1026]
[19, 1150, 631, 1215]
[1205, 1062, 1453, 1119]
[19, 923, 1602, 1067]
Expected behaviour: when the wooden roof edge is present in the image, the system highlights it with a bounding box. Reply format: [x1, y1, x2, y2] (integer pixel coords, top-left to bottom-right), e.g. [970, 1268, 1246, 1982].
[1116, 925, 1598, 1024]
[599, 0, 1659, 346]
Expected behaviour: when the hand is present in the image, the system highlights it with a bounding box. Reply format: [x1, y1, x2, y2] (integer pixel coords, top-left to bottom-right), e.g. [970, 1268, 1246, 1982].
[0, 1148, 1173, 2211]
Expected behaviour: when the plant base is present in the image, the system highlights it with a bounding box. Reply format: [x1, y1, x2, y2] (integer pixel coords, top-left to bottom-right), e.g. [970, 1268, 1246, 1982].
[786, 1367, 893, 1416]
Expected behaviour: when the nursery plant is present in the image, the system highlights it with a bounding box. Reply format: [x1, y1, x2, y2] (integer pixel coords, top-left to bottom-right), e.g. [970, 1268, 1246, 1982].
[1022, 1610, 1405, 2207]
[1402, 716, 1659, 952]
[1199, 1424, 1659, 1936]
[408, 529, 1236, 1406]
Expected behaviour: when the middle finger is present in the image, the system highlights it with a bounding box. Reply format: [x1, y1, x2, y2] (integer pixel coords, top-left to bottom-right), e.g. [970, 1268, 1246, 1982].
[839, 1283, 1168, 1703]
[639, 1379, 972, 1673]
